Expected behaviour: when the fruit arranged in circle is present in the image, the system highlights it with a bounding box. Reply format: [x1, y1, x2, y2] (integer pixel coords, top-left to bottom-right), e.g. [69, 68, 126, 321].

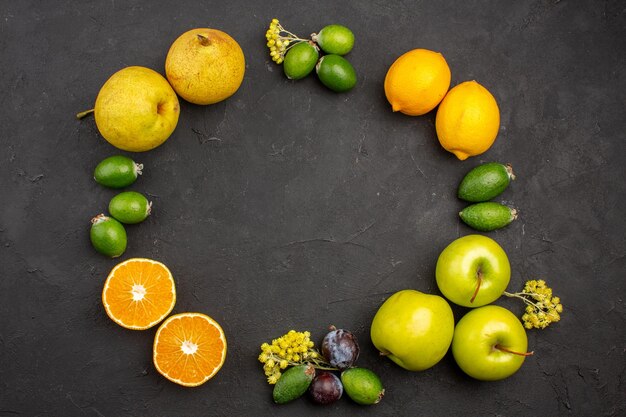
[165, 28, 245, 105]
[458, 162, 515, 202]
[370, 289, 455, 371]
[284, 41, 319, 80]
[93, 66, 180, 152]
[273, 364, 316, 404]
[384, 48, 451, 116]
[94, 155, 143, 189]
[309, 371, 343, 405]
[321, 327, 360, 370]
[435, 235, 510, 307]
[316, 54, 357, 92]
[108, 191, 152, 224]
[341, 368, 385, 405]
[452, 305, 532, 381]
[459, 202, 518, 232]
[153, 312, 227, 387]
[102, 258, 176, 330]
[90, 214, 127, 257]
[313, 24, 355, 55]
[436, 80, 500, 160]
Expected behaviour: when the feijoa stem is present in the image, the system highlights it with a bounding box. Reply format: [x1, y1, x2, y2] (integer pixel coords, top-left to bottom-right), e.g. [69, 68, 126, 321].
[470, 269, 483, 304]
[495, 344, 534, 357]
[505, 163, 516, 180]
[76, 109, 94, 119]
[197, 34, 211, 46]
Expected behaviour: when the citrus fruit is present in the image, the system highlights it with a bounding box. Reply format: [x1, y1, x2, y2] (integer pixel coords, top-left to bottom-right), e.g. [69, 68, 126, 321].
[153, 312, 227, 387]
[435, 80, 500, 160]
[102, 258, 176, 330]
[284, 41, 319, 80]
[165, 28, 245, 105]
[90, 214, 127, 258]
[108, 191, 151, 224]
[384, 48, 451, 116]
[313, 25, 354, 55]
[316, 54, 357, 92]
[93, 66, 180, 152]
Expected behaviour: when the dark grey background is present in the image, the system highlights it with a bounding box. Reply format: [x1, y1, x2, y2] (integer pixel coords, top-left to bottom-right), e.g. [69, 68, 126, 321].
[1, 0, 624, 416]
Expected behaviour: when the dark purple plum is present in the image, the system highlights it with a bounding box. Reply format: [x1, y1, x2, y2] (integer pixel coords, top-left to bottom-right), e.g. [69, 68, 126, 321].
[309, 371, 343, 405]
[321, 328, 360, 370]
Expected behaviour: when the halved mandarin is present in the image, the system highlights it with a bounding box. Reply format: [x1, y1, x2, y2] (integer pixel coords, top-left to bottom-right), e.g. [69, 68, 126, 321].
[102, 258, 176, 330]
[153, 312, 227, 387]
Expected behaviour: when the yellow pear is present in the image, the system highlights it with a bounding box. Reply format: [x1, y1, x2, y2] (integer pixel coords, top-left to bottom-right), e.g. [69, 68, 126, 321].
[165, 28, 245, 105]
[80, 66, 180, 152]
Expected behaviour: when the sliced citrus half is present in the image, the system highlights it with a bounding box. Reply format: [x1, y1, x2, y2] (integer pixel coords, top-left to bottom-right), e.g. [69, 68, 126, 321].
[102, 258, 176, 330]
[153, 312, 227, 387]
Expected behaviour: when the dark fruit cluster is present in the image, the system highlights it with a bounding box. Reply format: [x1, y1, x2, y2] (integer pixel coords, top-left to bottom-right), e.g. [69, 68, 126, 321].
[308, 326, 383, 406]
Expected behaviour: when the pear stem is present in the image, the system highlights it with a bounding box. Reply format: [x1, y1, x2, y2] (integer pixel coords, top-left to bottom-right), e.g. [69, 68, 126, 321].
[76, 109, 94, 119]
[495, 344, 534, 356]
[470, 269, 483, 304]
[197, 34, 211, 46]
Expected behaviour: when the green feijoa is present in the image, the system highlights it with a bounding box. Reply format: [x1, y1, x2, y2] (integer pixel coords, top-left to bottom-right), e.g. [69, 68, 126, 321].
[459, 202, 518, 232]
[273, 364, 315, 404]
[316, 55, 357, 92]
[458, 163, 515, 202]
[90, 214, 127, 257]
[313, 24, 355, 55]
[283, 41, 319, 80]
[341, 367, 385, 405]
[94, 155, 143, 189]
[108, 191, 151, 224]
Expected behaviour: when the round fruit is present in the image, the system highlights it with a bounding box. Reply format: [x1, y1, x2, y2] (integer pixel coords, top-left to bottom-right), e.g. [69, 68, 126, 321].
[384, 48, 451, 116]
[341, 368, 384, 405]
[436, 80, 500, 160]
[452, 305, 530, 381]
[435, 235, 511, 307]
[102, 258, 176, 330]
[321, 328, 360, 370]
[90, 214, 127, 257]
[153, 312, 227, 386]
[458, 162, 515, 202]
[108, 191, 151, 224]
[316, 55, 357, 92]
[313, 24, 354, 55]
[94, 155, 143, 189]
[309, 371, 343, 405]
[283, 41, 319, 80]
[94, 66, 180, 152]
[459, 202, 518, 232]
[165, 28, 245, 105]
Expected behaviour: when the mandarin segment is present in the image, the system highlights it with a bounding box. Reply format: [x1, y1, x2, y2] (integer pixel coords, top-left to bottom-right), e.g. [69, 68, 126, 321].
[153, 313, 227, 387]
[102, 258, 176, 330]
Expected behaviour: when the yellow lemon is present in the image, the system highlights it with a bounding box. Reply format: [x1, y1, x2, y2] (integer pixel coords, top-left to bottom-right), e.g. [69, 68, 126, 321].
[165, 28, 245, 105]
[384, 48, 451, 116]
[435, 81, 500, 160]
[93, 66, 180, 152]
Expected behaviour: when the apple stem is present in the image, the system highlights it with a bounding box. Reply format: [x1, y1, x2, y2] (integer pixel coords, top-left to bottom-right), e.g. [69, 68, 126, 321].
[76, 109, 94, 119]
[470, 270, 483, 304]
[197, 34, 211, 46]
[495, 344, 534, 356]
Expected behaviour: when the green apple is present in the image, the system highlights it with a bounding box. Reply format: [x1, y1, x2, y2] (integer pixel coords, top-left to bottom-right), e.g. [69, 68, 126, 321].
[452, 305, 532, 381]
[370, 289, 454, 371]
[435, 234, 510, 307]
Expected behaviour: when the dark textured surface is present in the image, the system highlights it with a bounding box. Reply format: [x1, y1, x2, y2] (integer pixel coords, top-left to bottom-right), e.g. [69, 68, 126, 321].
[1, 1, 625, 416]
